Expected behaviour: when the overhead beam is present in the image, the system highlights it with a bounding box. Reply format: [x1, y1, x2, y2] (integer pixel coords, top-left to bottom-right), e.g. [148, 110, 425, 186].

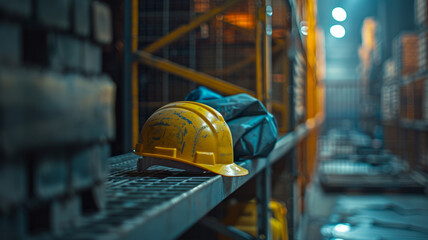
[221, 20, 286, 46]
[135, 51, 255, 97]
[207, 42, 286, 76]
[144, 0, 246, 53]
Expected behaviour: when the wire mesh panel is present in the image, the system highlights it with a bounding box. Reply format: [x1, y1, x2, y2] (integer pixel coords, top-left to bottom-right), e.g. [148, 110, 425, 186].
[323, 82, 362, 131]
[56, 153, 216, 239]
[196, 0, 258, 90]
[137, 0, 291, 132]
[138, 1, 196, 127]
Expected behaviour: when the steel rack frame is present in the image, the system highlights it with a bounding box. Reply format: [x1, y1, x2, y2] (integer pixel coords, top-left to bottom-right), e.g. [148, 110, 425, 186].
[50, 118, 321, 240]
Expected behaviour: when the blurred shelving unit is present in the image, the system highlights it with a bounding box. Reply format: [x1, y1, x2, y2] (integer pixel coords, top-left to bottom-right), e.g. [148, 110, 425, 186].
[379, 0, 428, 176]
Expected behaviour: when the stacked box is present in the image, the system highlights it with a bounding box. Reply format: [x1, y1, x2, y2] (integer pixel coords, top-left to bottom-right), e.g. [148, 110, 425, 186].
[407, 82, 415, 119]
[400, 85, 408, 119]
[382, 59, 399, 121]
[418, 31, 428, 72]
[423, 132, 428, 170]
[414, 78, 425, 119]
[414, 1, 428, 172]
[391, 84, 400, 120]
[0, 0, 114, 238]
[415, 0, 428, 29]
[383, 59, 396, 82]
[425, 79, 428, 120]
[393, 33, 419, 76]
[417, 131, 428, 171]
[381, 83, 400, 121]
[381, 86, 391, 121]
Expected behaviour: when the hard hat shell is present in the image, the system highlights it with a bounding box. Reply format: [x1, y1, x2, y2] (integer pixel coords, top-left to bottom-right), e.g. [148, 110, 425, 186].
[134, 101, 248, 177]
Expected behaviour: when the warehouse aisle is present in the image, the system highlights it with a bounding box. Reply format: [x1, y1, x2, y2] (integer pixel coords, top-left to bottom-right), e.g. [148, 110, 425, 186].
[303, 1, 428, 238]
[298, 128, 428, 240]
[300, 177, 428, 240]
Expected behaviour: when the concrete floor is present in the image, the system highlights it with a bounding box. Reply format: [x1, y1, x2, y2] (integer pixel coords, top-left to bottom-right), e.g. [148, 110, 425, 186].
[298, 176, 428, 240]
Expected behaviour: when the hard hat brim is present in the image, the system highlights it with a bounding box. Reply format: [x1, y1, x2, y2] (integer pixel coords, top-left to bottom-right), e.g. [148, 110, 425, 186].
[136, 152, 249, 177]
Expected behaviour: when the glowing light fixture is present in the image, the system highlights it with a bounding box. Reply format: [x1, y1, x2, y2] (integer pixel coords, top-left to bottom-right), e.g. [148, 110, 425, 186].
[332, 7, 347, 22]
[333, 223, 351, 233]
[300, 21, 308, 36]
[330, 25, 345, 38]
[301, 26, 308, 35]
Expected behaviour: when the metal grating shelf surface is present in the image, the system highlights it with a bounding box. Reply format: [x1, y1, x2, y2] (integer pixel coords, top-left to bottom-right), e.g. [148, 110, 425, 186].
[52, 125, 310, 240]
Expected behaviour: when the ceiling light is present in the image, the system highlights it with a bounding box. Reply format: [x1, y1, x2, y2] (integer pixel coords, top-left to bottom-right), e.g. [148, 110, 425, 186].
[332, 7, 347, 22]
[330, 25, 345, 38]
[300, 21, 308, 35]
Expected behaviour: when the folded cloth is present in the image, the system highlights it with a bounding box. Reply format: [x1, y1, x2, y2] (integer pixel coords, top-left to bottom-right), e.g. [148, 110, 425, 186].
[185, 87, 278, 160]
[184, 86, 222, 101]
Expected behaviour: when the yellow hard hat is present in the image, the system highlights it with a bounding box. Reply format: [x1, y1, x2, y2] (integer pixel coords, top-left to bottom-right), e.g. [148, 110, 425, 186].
[134, 101, 248, 177]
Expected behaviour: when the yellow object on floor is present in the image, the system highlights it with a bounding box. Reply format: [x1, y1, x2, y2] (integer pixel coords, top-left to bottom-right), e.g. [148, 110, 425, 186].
[220, 200, 288, 240]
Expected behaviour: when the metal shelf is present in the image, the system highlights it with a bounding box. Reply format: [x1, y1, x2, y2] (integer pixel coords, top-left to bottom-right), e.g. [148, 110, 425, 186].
[400, 119, 428, 131]
[53, 124, 310, 240]
[383, 120, 399, 126]
[399, 71, 428, 86]
[383, 119, 428, 131]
